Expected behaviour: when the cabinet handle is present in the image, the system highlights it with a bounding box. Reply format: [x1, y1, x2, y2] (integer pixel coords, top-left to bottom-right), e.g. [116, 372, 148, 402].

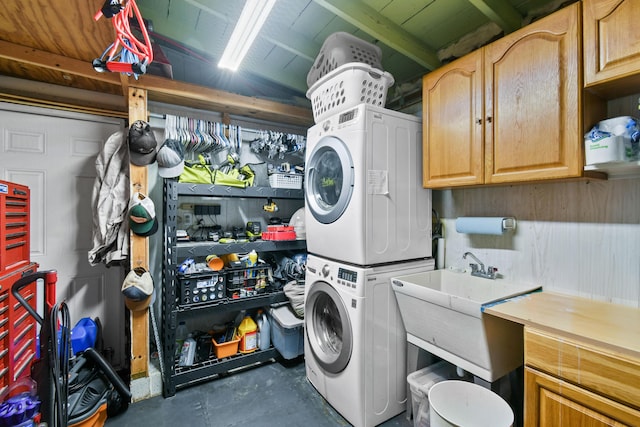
[476, 118, 482, 125]
[486, 116, 492, 124]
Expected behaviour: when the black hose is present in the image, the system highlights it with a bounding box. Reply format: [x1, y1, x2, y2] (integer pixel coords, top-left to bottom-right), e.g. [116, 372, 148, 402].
[50, 302, 71, 427]
[82, 347, 132, 401]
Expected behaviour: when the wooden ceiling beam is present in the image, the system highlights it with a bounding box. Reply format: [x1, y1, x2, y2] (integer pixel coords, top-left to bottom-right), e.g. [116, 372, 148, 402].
[312, 0, 441, 70]
[467, 0, 522, 34]
[0, 40, 121, 85]
[0, 40, 312, 126]
[134, 74, 313, 126]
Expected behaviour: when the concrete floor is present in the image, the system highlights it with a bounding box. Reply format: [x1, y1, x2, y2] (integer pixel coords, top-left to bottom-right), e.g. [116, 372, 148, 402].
[106, 357, 414, 427]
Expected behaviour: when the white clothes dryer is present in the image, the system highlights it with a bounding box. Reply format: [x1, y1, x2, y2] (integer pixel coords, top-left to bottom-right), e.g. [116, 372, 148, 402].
[304, 254, 435, 427]
[304, 103, 432, 266]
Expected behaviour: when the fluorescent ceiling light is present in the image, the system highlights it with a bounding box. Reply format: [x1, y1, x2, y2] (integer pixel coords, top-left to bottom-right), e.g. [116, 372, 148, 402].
[218, 0, 276, 71]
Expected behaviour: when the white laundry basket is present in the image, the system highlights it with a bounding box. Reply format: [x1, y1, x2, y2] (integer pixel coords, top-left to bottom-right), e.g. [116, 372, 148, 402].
[306, 62, 394, 123]
[306, 31, 383, 88]
[407, 361, 459, 427]
[428, 380, 514, 427]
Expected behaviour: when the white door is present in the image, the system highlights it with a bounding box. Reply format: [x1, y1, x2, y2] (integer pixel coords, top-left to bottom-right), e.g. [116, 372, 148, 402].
[0, 103, 126, 367]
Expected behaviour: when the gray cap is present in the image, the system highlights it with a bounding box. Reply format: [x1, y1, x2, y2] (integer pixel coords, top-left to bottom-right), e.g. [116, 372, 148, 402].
[157, 139, 185, 178]
[128, 120, 157, 166]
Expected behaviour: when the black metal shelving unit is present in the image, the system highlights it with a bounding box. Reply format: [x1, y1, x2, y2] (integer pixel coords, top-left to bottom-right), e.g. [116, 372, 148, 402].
[161, 180, 305, 396]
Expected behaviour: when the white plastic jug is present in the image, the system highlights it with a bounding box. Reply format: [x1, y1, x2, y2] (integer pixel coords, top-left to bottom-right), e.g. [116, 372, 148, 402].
[256, 309, 271, 351]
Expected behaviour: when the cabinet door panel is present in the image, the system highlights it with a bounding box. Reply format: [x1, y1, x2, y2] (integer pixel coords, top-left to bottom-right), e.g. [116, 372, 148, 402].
[584, 0, 640, 87]
[525, 368, 640, 427]
[525, 328, 640, 409]
[485, 3, 582, 184]
[423, 51, 483, 188]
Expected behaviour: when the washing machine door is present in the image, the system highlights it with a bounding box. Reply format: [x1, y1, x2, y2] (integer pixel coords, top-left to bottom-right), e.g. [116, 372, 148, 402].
[305, 135, 354, 224]
[305, 280, 353, 374]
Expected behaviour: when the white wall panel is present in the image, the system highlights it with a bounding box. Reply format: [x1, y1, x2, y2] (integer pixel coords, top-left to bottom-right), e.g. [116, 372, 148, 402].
[68, 273, 107, 324]
[435, 178, 640, 308]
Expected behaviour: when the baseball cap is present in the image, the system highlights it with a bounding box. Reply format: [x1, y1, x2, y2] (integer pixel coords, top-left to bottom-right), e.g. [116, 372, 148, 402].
[122, 267, 154, 311]
[128, 120, 157, 166]
[157, 139, 185, 178]
[128, 192, 158, 236]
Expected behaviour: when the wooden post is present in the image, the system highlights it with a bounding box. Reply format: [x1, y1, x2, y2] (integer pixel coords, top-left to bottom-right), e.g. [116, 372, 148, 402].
[128, 87, 149, 379]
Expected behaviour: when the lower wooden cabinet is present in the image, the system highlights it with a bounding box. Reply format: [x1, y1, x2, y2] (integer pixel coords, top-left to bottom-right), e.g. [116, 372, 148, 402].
[524, 328, 640, 426]
[525, 367, 640, 426]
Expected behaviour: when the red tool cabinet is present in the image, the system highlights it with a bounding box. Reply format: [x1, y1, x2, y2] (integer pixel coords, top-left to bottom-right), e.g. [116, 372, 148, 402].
[0, 180, 30, 277]
[0, 180, 37, 395]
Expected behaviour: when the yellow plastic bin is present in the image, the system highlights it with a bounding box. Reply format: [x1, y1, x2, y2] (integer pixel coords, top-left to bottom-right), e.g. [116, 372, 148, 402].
[428, 380, 514, 427]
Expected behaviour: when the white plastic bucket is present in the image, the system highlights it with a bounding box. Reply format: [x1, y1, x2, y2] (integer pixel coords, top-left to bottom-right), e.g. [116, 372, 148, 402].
[428, 380, 514, 427]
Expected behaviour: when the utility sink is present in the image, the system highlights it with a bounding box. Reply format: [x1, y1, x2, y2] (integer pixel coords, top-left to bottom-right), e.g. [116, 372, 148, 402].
[392, 269, 541, 382]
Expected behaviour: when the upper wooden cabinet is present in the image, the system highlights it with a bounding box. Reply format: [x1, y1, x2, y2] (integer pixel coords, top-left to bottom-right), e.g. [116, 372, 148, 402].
[583, 0, 640, 95]
[423, 3, 583, 188]
[422, 50, 484, 187]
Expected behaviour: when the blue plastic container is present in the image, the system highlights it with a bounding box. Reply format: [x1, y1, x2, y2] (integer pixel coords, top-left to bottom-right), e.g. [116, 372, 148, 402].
[71, 317, 98, 355]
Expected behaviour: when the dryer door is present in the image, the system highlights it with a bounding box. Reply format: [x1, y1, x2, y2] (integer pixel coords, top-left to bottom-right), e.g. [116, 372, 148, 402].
[305, 135, 354, 224]
[305, 280, 353, 374]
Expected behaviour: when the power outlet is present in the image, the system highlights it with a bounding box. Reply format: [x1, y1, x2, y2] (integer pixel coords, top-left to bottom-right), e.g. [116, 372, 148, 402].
[195, 205, 221, 215]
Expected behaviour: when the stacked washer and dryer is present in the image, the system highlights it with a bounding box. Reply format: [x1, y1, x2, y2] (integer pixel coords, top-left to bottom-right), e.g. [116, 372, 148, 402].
[303, 33, 434, 427]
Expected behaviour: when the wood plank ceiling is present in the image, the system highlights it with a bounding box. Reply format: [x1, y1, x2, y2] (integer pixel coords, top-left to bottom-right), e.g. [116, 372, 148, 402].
[0, 0, 571, 113]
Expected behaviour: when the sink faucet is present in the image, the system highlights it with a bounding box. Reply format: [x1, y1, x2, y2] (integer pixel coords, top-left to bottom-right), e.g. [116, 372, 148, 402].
[463, 251, 498, 280]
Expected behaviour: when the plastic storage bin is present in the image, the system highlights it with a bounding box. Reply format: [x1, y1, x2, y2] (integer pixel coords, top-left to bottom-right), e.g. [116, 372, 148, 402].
[212, 335, 240, 359]
[306, 62, 394, 123]
[268, 173, 303, 189]
[225, 265, 271, 298]
[407, 361, 464, 427]
[306, 31, 383, 88]
[261, 225, 297, 241]
[270, 305, 304, 359]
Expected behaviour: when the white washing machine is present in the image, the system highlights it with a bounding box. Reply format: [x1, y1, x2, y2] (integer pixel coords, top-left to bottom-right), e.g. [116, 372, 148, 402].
[304, 254, 435, 427]
[304, 103, 432, 266]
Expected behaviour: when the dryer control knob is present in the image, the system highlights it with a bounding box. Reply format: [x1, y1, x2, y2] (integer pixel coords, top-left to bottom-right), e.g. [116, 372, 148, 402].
[321, 264, 330, 278]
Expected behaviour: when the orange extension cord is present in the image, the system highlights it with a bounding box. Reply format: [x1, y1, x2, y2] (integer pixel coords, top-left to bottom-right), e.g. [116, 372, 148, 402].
[93, 0, 154, 77]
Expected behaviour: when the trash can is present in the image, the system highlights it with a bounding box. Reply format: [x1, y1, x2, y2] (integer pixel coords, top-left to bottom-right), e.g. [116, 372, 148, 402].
[428, 380, 514, 427]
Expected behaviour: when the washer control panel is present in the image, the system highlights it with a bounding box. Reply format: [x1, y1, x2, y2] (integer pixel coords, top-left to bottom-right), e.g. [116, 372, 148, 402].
[338, 267, 358, 290]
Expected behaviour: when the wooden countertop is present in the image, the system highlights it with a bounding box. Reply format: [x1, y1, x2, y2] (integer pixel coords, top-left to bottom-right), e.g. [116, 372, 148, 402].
[485, 291, 640, 358]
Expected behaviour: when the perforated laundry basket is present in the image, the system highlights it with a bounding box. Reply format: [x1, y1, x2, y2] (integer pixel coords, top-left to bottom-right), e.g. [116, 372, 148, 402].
[306, 31, 383, 88]
[306, 62, 394, 123]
